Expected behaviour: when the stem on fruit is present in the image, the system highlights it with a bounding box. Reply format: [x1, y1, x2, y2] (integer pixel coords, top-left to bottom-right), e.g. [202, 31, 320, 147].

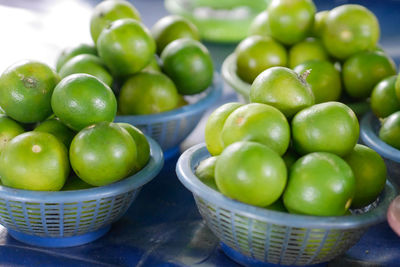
[300, 69, 312, 81]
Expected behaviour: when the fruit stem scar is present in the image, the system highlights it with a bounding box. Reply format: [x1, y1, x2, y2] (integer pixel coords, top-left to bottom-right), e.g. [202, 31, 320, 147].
[20, 75, 37, 89]
[236, 116, 244, 125]
[300, 69, 312, 81]
[32, 145, 42, 153]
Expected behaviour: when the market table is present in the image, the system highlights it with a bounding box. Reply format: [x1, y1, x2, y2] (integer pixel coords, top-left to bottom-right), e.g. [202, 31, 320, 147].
[0, 0, 399, 266]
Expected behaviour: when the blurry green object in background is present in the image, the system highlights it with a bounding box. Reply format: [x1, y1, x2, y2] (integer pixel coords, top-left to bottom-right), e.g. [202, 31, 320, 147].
[165, 0, 270, 42]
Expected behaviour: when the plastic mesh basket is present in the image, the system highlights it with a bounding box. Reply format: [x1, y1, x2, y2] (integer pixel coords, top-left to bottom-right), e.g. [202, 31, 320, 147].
[0, 136, 163, 248]
[176, 144, 397, 266]
[221, 53, 371, 117]
[360, 111, 400, 189]
[115, 74, 222, 159]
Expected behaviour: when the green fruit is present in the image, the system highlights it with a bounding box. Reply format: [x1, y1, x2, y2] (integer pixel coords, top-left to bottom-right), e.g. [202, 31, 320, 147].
[70, 122, 137, 186]
[51, 74, 117, 131]
[312, 10, 328, 37]
[294, 60, 342, 103]
[343, 144, 387, 208]
[34, 118, 76, 148]
[215, 141, 287, 207]
[195, 156, 218, 190]
[205, 102, 243, 156]
[342, 51, 396, 99]
[97, 18, 156, 77]
[59, 54, 113, 87]
[151, 15, 200, 54]
[265, 198, 287, 212]
[0, 115, 25, 154]
[62, 175, 94, 191]
[56, 44, 97, 72]
[288, 37, 329, 69]
[248, 11, 271, 37]
[90, 0, 141, 44]
[0, 60, 60, 123]
[283, 152, 355, 216]
[371, 76, 400, 118]
[267, 0, 316, 45]
[379, 111, 400, 149]
[221, 103, 290, 156]
[118, 123, 150, 173]
[142, 55, 161, 73]
[235, 35, 287, 84]
[393, 72, 400, 101]
[0, 132, 70, 191]
[118, 72, 180, 115]
[322, 4, 380, 60]
[292, 102, 359, 156]
[250, 66, 315, 118]
[161, 38, 213, 95]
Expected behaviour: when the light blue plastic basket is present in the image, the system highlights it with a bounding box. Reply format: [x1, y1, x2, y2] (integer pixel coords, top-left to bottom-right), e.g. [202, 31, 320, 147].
[360, 111, 400, 189]
[176, 144, 397, 266]
[0, 136, 163, 248]
[115, 74, 222, 159]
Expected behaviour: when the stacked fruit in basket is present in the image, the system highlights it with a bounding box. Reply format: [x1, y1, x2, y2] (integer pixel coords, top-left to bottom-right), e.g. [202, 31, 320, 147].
[195, 0, 394, 216]
[230, 0, 397, 117]
[0, 0, 214, 192]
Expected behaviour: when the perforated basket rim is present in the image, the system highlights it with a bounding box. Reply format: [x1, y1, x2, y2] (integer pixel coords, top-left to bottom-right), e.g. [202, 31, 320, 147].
[360, 111, 400, 163]
[176, 143, 397, 229]
[0, 136, 164, 203]
[115, 72, 222, 125]
[221, 53, 250, 98]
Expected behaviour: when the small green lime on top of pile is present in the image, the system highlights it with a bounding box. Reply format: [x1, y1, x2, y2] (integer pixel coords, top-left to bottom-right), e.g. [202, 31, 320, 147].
[0, 60, 60, 123]
[250, 66, 315, 118]
[266, 0, 316, 45]
[97, 18, 156, 77]
[322, 4, 380, 60]
[161, 38, 213, 95]
[288, 37, 329, 69]
[58, 54, 113, 87]
[0, 132, 70, 191]
[90, 0, 141, 44]
[51, 73, 117, 131]
[118, 72, 180, 115]
[69, 122, 137, 186]
[235, 35, 287, 84]
[151, 15, 200, 54]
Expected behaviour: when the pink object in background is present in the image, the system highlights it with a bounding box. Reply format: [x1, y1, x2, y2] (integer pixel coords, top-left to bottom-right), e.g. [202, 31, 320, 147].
[388, 195, 400, 236]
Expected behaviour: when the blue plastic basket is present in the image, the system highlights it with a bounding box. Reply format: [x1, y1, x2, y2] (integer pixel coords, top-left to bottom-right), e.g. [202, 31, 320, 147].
[176, 144, 397, 266]
[360, 111, 400, 189]
[115, 74, 222, 160]
[0, 136, 164, 248]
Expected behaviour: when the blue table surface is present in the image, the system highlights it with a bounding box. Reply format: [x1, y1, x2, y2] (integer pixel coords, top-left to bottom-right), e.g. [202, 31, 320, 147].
[0, 0, 400, 266]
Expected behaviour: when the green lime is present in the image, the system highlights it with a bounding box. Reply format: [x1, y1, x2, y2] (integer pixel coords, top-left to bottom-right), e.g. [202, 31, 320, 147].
[70, 122, 136, 186]
[34, 118, 76, 148]
[0, 60, 60, 123]
[292, 101, 359, 156]
[59, 54, 113, 87]
[312, 10, 328, 37]
[371, 76, 400, 118]
[0, 115, 25, 154]
[250, 66, 315, 118]
[248, 11, 271, 37]
[379, 111, 400, 149]
[90, 0, 141, 44]
[343, 144, 387, 208]
[51, 74, 117, 131]
[62, 175, 94, 191]
[161, 38, 213, 95]
[283, 152, 355, 216]
[0, 132, 70, 191]
[151, 15, 200, 54]
[294, 60, 342, 103]
[342, 51, 396, 99]
[322, 4, 380, 60]
[97, 18, 156, 77]
[205, 102, 243, 156]
[288, 37, 329, 69]
[215, 141, 287, 207]
[195, 156, 218, 190]
[118, 72, 180, 115]
[221, 103, 290, 156]
[235, 35, 287, 84]
[56, 44, 97, 72]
